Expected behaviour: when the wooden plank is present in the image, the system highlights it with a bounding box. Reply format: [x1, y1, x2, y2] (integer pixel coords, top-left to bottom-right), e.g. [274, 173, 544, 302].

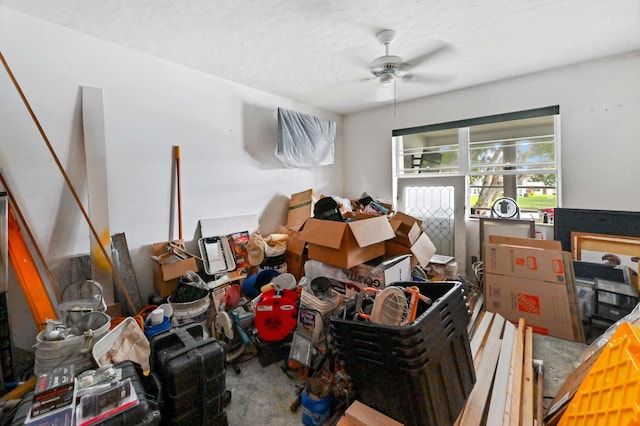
[82, 86, 114, 305]
[508, 318, 526, 426]
[342, 401, 403, 426]
[470, 311, 494, 359]
[502, 323, 517, 426]
[467, 294, 484, 335]
[521, 327, 534, 426]
[459, 314, 505, 426]
[486, 320, 516, 425]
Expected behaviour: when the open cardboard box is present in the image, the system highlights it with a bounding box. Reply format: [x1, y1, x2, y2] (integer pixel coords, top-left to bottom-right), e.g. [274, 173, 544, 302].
[152, 240, 199, 297]
[300, 214, 396, 269]
[386, 211, 437, 269]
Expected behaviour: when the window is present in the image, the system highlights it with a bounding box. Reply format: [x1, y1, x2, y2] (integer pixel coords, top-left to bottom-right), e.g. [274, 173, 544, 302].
[393, 106, 560, 219]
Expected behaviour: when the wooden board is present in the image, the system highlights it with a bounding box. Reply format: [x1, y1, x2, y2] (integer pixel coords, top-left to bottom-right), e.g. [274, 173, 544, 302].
[486, 320, 516, 425]
[521, 327, 534, 426]
[470, 311, 494, 359]
[459, 314, 505, 426]
[508, 318, 526, 426]
[467, 293, 484, 335]
[82, 86, 114, 304]
[341, 401, 403, 426]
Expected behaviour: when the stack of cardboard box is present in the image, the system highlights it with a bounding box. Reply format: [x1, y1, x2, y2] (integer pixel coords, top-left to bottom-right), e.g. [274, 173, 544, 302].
[483, 236, 584, 342]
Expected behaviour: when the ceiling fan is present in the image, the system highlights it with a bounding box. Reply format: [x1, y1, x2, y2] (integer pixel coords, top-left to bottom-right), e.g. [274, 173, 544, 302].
[364, 29, 452, 108]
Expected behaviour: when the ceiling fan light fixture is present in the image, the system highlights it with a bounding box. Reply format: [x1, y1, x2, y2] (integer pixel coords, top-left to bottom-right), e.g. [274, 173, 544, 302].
[378, 71, 396, 86]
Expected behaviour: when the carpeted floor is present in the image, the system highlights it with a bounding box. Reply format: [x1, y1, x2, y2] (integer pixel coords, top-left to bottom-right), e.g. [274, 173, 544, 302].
[225, 354, 304, 426]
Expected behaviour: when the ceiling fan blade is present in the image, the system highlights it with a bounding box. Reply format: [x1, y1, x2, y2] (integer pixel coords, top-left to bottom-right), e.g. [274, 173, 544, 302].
[401, 41, 453, 71]
[402, 72, 454, 85]
[359, 75, 377, 83]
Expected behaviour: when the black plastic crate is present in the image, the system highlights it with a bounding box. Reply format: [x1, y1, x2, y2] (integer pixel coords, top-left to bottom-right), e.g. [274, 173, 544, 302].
[332, 294, 470, 356]
[330, 281, 475, 426]
[331, 282, 469, 356]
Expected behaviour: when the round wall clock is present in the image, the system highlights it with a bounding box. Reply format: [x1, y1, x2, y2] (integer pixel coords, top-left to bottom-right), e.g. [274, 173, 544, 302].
[491, 197, 520, 219]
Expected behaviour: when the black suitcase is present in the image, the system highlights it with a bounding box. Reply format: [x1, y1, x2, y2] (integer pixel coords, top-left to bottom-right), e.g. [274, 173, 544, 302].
[11, 361, 161, 426]
[149, 323, 227, 426]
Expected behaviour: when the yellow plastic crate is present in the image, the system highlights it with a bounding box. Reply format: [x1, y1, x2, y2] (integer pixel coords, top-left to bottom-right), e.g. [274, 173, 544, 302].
[560, 321, 640, 426]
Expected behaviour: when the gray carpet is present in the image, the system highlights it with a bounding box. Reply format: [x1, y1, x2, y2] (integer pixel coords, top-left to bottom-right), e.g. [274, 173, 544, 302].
[225, 355, 304, 426]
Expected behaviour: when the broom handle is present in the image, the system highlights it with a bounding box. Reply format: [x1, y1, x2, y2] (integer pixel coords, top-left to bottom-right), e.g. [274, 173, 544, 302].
[0, 51, 136, 314]
[174, 146, 183, 240]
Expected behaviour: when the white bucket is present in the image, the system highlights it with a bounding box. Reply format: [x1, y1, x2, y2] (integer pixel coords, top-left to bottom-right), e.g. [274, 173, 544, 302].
[34, 312, 111, 376]
[168, 293, 211, 336]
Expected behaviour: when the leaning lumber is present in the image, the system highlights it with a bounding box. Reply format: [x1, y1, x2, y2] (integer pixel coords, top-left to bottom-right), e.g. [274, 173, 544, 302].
[486, 320, 516, 425]
[507, 318, 526, 426]
[459, 314, 505, 425]
[521, 327, 534, 426]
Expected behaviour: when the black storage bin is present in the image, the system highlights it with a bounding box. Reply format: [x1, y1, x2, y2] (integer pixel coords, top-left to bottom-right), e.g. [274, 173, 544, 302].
[11, 360, 161, 426]
[330, 281, 475, 426]
[149, 323, 227, 426]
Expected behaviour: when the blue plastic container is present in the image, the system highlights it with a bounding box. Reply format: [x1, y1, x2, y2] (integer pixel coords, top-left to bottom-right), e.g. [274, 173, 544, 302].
[144, 316, 171, 338]
[301, 389, 333, 426]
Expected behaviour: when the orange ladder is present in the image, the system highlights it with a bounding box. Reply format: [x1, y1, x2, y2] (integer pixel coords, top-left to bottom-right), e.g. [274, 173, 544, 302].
[7, 206, 57, 331]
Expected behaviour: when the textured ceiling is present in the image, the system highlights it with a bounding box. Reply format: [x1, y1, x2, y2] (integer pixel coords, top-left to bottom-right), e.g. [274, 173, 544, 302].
[3, 0, 640, 115]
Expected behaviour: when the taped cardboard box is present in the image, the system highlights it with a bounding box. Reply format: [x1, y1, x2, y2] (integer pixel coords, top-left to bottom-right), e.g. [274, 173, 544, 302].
[300, 214, 395, 269]
[484, 242, 567, 284]
[483, 238, 584, 341]
[484, 273, 579, 341]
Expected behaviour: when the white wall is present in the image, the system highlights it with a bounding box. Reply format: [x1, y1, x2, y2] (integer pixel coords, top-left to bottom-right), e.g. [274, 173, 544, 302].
[343, 51, 640, 271]
[0, 9, 343, 349]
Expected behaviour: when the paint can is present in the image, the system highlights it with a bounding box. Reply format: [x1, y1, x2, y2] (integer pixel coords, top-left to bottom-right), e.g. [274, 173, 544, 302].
[301, 388, 333, 426]
[168, 293, 211, 336]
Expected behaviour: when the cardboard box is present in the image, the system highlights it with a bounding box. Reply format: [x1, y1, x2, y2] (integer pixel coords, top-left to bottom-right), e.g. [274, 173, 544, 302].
[484, 273, 577, 341]
[488, 235, 562, 251]
[276, 225, 307, 281]
[300, 215, 396, 269]
[389, 211, 423, 247]
[304, 255, 412, 290]
[153, 269, 179, 298]
[152, 240, 199, 297]
[387, 212, 436, 268]
[287, 189, 315, 232]
[484, 243, 567, 284]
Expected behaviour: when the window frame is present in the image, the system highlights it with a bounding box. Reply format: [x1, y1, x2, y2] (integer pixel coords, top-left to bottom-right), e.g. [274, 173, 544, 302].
[392, 106, 561, 218]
